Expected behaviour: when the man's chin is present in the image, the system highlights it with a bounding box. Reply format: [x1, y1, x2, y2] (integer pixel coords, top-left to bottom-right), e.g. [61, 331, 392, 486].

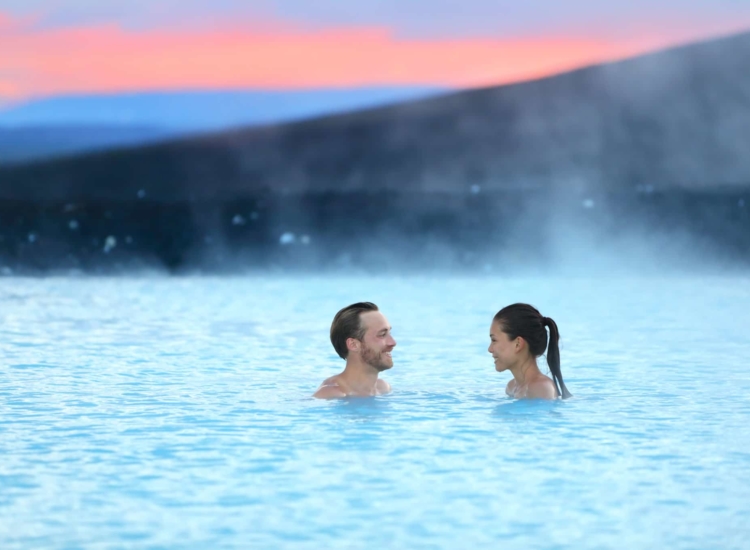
[376, 362, 393, 372]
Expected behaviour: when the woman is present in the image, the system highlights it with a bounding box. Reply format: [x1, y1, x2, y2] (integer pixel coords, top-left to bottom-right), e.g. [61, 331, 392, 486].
[488, 303, 572, 400]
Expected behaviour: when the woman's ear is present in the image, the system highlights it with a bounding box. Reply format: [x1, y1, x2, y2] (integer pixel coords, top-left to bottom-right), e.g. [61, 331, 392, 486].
[514, 337, 526, 353]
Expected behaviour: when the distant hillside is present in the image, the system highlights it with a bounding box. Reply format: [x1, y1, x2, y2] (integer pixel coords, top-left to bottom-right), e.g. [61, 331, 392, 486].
[0, 32, 748, 273]
[2, 31, 750, 201]
[0, 86, 443, 164]
[0, 125, 180, 165]
[0, 87, 444, 130]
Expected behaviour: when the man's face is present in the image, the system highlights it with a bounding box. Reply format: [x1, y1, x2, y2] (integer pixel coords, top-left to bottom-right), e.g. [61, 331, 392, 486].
[357, 311, 396, 371]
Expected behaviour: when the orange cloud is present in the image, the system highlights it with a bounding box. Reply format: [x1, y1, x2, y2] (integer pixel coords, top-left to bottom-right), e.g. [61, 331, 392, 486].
[0, 11, 742, 100]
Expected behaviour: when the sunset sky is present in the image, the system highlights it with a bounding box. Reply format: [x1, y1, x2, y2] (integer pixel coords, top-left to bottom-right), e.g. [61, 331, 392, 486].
[2, 0, 750, 103]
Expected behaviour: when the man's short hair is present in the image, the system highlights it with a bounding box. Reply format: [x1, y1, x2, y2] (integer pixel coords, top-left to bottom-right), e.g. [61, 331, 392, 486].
[330, 302, 379, 359]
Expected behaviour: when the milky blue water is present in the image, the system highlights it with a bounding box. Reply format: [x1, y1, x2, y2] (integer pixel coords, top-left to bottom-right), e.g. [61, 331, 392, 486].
[2, 275, 749, 549]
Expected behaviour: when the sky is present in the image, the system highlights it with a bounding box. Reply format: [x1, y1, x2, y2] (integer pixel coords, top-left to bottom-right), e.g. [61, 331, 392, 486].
[2, 0, 750, 104]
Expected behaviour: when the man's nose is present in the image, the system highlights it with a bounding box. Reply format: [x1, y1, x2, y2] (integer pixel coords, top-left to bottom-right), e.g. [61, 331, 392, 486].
[387, 335, 396, 347]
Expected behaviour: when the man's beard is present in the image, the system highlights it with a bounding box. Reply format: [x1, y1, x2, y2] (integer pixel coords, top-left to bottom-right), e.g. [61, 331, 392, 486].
[361, 345, 392, 372]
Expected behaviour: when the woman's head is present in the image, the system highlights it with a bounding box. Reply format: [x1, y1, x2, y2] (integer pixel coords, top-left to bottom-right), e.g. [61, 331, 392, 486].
[489, 303, 572, 399]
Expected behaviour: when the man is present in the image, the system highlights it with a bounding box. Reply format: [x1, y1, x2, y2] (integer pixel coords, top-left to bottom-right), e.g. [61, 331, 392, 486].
[313, 302, 396, 399]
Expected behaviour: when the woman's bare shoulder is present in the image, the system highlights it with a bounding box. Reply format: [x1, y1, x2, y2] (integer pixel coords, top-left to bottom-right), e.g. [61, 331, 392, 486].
[526, 377, 557, 400]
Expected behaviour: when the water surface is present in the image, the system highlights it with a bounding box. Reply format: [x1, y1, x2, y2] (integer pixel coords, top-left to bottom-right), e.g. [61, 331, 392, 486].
[2, 275, 749, 549]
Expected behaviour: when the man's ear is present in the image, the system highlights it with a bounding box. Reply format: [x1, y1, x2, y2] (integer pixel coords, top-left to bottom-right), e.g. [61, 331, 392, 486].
[346, 337, 360, 353]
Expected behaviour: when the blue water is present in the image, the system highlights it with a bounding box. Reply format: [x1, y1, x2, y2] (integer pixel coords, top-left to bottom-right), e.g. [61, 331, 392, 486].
[2, 275, 749, 549]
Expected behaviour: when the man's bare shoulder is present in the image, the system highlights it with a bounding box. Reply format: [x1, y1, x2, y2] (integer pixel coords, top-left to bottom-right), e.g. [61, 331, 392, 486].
[313, 375, 347, 399]
[375, 378, 391, 395]
[313, 385, 347, 399]
[319, 375, 341, 387]
[526, 377, 558, 400]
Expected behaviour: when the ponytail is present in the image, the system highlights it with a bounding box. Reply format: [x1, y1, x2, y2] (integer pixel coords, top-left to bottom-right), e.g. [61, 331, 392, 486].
[494, 304, 573, 399]
[542, 317, 572, 399]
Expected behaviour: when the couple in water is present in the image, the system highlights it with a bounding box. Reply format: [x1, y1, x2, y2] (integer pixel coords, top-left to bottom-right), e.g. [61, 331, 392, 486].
[314, 302, 572, 400]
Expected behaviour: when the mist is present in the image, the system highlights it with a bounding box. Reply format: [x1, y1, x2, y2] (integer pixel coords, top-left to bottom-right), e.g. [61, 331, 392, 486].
[0, 30, 748, 276]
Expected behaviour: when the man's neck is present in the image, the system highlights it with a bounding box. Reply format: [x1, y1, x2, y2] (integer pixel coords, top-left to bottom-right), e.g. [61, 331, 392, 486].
[340, 359, 380, 395]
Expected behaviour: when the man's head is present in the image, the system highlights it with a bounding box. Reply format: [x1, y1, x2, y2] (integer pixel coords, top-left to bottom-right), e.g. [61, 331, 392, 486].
[330, 302, 396, 371]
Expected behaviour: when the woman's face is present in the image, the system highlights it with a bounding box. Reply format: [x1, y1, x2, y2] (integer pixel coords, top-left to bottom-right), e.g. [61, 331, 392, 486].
[488, 321, 518, 372]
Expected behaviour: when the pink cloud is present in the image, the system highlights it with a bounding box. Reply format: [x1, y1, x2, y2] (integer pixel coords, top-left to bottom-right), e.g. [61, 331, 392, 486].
[0, 11, 746, 100]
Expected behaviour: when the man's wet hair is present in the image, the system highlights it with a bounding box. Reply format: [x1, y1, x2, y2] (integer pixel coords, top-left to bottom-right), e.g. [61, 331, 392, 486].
[330, 302, 379, 359]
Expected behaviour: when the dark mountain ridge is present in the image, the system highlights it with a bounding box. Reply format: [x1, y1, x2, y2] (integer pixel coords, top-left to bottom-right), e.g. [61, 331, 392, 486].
[1, 31, 748, 272]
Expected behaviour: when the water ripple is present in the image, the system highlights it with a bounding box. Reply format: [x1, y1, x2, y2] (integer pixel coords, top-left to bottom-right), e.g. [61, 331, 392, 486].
[1, 275, 749, 549]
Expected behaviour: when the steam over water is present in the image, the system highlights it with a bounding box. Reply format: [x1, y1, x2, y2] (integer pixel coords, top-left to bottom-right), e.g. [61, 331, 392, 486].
[2, 274, 749, 549]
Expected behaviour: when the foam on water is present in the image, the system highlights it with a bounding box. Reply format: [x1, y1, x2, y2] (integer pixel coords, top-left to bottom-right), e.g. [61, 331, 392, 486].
[1, 275, 749, 549]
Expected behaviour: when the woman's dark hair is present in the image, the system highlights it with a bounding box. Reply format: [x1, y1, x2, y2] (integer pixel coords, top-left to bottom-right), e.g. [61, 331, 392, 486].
[330, 302, 379, 359]
[493, 303, 572, 399]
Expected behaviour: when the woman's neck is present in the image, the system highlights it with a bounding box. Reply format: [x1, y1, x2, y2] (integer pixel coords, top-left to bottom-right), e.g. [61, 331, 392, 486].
[509, 356, 541, 387]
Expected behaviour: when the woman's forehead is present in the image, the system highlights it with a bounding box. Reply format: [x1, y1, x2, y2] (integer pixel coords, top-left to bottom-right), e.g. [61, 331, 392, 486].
[490, 321, 505, 335]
